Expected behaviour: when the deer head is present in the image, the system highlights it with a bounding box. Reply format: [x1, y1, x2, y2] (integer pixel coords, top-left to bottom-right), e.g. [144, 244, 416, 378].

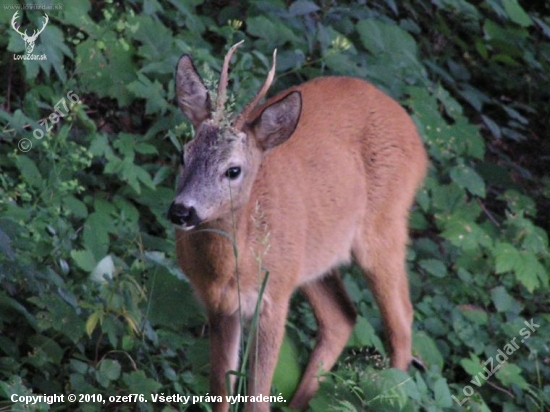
[169, 42, 302, 229]
[11, 11, 49, 54]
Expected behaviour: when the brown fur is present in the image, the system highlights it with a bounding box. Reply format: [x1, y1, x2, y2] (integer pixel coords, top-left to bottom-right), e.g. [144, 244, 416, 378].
[170, 63, 427, 411]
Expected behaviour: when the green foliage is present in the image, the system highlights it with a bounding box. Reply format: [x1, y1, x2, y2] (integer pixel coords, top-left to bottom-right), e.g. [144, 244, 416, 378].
[1, 0, 549, 411]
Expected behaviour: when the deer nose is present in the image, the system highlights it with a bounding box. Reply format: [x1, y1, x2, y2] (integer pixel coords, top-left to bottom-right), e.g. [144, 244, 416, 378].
[167, 202, 199, 227]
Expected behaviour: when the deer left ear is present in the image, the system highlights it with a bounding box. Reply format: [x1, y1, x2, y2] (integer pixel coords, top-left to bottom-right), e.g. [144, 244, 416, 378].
[251, 91, 302, 151]
[176, 55, 212, 128]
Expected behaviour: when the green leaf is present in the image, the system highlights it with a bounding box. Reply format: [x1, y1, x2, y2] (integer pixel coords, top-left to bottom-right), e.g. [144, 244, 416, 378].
[454, 119, 485, 159]
[522, 226, 549, 255]
[33, 24, 73, 82]
[441, 219, 491, 251]
[450, 163, 486, 197]
[98, 359, 121, 382]
[332, 400, 358, 412]
[145, 268, 204, 328]
[362, 369, 411, 410]
[127, 74, 169, 115]
[433, 378, 453, 407]
[28, 335, 64, 364]
[76, 33, 136, 106]
[123, 161, 141, 194]
[0, 291, 38, 330]
[89, 134, 110, 156]
[70, 249, 96, 272]
[29, 294, 85, 343]
[358, 19, 417, 57]
[494, 242, 521, 274]
[516, 252, 547, 292]
[60, 0, 92, 28]
[127, 14, 174, 61]
[114, 196, 140, 225]
[436, 0, 481, 20]
[419, 259, 448, 278]
[430, 182, 466, 212]
[289, 0, 320, 16]
[494, 243, 546, 292]
[273, 333, 301, 405]
[502, 189, 537, 217]
[460, 306, 489, 325]
[16, 155, 43, 189]
[135, 166, 156, 190]
[0, 376, 33, 402]
[461, 353, 483, 377]
[435, 85, 463, 119]
[123, 370, 162, 395]
[134, 143, 158, 155]
[62, 195, 88, 219]
[357, 18, 425, 89]
[247, 15, 302, 47]
[347, 316, 385, 355]
[83, 212, 111, 261]
[490, 286, 517, 313]
[413, 331, 444, 371]
[0, 228, 15, 261]
[495, 363, 529, 389]
[502, 0, 533, 27]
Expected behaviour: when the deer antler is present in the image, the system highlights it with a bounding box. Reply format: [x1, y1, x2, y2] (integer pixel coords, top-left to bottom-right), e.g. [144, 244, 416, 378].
[11, 11, 25, 37]
[233, 49, 277, 131]
[212, 40, 244, 124]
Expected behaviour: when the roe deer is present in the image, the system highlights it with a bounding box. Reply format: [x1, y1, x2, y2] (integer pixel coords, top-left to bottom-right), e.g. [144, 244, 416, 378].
[167, 41, 428, 412]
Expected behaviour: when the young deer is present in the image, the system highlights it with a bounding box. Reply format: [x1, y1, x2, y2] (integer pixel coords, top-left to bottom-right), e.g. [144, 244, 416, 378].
[167, 42, 428, 411]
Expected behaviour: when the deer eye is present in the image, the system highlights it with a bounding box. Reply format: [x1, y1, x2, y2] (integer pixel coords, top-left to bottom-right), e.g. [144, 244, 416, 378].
[224, 167, 241, 180]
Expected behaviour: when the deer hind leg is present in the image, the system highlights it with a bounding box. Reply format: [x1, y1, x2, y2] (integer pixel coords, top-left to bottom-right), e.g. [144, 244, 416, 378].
[353, 217, 413, 371]
[289, 270, 357, 410]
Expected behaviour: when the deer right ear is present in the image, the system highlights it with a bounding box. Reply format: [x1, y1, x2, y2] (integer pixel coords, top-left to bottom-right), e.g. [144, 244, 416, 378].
[251, 91, 302, 151]
[176, 55, 212, 128]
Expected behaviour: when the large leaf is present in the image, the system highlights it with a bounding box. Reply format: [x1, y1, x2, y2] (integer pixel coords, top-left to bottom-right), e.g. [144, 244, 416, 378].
[83, 212, 112, 261]
[144, 268, 204, 328]
[75, 33, 136, 106]
[347, 315, 385, 355]
[450, 163, 486, 197]
[15, 155, 43, 189]
[247, 15, 303, 48]
[122, 370, 162, 395]
[502, 0, 533, 27]
[357, 19, 425, 91]
[273, 332, 301, 405]
[413, 331, 444, 371]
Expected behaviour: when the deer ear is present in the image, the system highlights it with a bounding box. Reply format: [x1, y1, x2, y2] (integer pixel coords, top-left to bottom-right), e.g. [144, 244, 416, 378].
[251, 91, 302, 151]
[176, 55, 212, 128]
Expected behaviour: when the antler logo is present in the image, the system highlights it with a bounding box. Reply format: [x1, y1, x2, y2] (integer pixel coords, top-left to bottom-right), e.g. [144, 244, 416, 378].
[11, 11, 49, 55]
